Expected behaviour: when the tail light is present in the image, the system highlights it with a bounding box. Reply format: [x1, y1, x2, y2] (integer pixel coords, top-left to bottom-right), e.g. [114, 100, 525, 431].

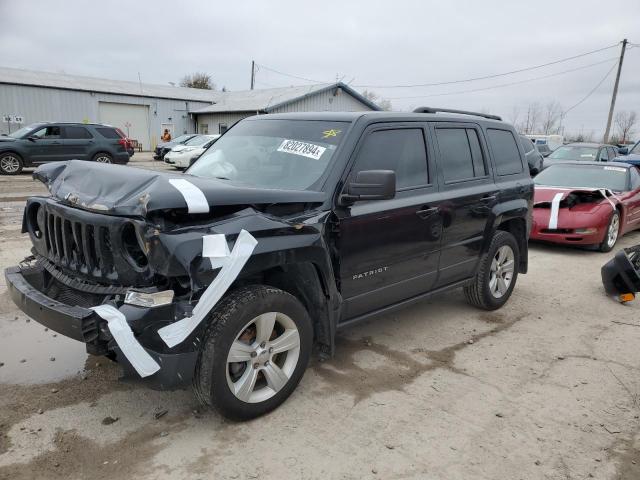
[115, 128, 132, 150]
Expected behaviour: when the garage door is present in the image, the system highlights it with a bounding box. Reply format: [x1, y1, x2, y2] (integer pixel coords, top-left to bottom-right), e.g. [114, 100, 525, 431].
[98, 102, 150, 150]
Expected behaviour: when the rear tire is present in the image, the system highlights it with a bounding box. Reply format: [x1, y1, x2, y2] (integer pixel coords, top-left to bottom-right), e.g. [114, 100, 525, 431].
[194, 285, 312, 420]
[599, 211, 620, 252]
[464, 230, 520, 310]
[93, 152, 112, 163]
[0, 153, 23, 175]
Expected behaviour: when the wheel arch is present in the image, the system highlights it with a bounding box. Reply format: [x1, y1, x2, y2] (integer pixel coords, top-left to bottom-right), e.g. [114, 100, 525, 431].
[230, 256, 340, 358]
[487, 200, 530, 274]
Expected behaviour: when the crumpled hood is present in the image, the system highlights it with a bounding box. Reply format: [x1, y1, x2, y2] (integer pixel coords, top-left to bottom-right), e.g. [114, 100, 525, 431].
[33, 160, 326, 217]
[534, 186, 615, 210]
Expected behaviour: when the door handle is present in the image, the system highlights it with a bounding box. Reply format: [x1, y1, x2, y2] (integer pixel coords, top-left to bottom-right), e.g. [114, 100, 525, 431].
[51, 141, 61, 145]
[481, 195, 497, 203]
[416, 206, 439, 219]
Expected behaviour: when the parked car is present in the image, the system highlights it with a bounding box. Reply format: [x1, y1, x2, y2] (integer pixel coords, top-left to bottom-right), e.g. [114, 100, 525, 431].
[5, 109, 532, 419]
[530, 162, 640, 251]
[164, 134, 220, 169]
[542, 142, 619, 170]
[153, 133, 198, 160]
[519, 135, 544, 175]
[0, 123, 132, 175]
[535, 143, 552, 157]
[613, 140, 640, 166]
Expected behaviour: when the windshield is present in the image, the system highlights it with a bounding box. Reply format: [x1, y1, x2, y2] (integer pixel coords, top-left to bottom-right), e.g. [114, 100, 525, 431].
[631, 142, 640, 155]
[188, 119, 349, 190]
[535, 164, 628, 191]
[184, 135, 213, 147]
[548, 145, 598, 161]
[7, 124, 41, 139]
[173, 134, 193, 144]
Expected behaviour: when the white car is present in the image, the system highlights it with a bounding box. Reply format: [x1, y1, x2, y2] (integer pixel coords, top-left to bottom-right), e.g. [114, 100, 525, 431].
[164, 134, 220, 168]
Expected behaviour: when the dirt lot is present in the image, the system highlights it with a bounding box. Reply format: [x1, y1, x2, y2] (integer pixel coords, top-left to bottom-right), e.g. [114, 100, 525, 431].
[0, 154, 639, 480]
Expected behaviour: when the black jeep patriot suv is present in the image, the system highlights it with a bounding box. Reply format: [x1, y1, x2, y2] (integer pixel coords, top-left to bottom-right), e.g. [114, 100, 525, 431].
[5, 109, 532, 419]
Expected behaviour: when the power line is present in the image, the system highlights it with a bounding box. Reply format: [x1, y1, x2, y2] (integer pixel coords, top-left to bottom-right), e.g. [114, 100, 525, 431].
[386, 57, 619, 100]
[562, 61, 619, 116]
[256, 42, 621, 89]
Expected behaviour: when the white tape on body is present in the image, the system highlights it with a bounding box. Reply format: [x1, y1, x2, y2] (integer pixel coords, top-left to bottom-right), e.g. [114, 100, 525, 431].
[548, 192, 564, 229]
[158, 229, 258, 348]
[168, 179, 210, 214]
[89, 305, 160, 377]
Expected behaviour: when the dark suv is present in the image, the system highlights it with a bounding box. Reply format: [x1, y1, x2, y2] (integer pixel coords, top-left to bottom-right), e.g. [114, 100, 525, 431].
[5, 109, 532, 419]
[0, 122, 131, 175]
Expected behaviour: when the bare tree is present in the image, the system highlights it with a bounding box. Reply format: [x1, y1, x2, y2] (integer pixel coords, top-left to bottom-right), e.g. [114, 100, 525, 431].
[614, 111, 637, 144]
[508, 106, 521, 128]
[540, 101, 563, 135]
[180, 72, 215, 90]
[518, 102, 542, 135]
[361, 90, 393, 111]
[567, 129, 595, 143]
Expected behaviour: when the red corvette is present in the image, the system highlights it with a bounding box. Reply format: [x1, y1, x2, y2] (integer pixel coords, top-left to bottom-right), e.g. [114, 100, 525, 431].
[531, 162, 640, 251]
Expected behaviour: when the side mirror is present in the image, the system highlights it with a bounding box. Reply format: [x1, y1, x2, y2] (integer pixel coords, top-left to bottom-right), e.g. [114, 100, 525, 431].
[618, 147, 629, 155]
[340, 170, 395, 205]
[27, 136, 38, 142]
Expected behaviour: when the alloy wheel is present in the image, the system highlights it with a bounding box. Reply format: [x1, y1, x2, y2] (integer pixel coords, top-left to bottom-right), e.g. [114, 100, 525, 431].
[489, 245, 515, 298]
[607, 213, 620, 248]
[95, 155, 111, 163]
[226, 312, 301, 403]
[0, 155, 20, 173]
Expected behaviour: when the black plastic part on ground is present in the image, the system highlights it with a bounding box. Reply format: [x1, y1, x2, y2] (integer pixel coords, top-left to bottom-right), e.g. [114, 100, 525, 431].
[601, 245, 640, 296]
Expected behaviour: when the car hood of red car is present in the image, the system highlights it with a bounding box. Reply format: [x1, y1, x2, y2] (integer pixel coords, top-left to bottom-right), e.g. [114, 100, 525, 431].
[533, 186, 613, 205]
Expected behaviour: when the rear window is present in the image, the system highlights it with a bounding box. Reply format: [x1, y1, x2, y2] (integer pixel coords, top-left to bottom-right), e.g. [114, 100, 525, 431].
[487, 129, 523, 176]
[64, 126, 93, 139]
[96, 127, 123, 139]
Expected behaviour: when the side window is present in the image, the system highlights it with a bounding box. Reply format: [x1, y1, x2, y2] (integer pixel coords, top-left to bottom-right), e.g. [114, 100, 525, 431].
[520, 137, 534, 153]
[608, 147, 617, 159]
[435, 127, 486, 182]
[487, 129, 523, 176]
[631, 167, 640, 190]
[31, 126, 61, 139]
[96, 127, 122, 139]
[353, 128, 429, 190]
[64, 126, 93, 139]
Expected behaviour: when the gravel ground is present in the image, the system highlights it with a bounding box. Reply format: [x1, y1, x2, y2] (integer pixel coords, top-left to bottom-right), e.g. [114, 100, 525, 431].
[0, 154, 639, 479]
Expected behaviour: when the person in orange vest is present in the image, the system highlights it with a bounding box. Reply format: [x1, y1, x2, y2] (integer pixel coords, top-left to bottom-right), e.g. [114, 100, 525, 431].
[161, 129, 172, 142]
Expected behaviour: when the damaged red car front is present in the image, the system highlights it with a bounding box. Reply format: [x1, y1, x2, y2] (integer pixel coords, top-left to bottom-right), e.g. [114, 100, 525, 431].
[530, 162, 640, 252]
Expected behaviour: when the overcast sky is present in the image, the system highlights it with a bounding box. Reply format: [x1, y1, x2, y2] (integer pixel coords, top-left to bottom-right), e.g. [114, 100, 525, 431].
[0, 0, 638, 138]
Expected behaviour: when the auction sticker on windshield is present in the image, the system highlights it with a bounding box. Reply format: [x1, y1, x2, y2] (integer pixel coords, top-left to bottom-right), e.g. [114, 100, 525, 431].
[277, 139, 326, 160]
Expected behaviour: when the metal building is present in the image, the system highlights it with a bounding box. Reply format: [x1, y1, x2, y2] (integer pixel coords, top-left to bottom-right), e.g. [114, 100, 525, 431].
[0, 67, 379, 149]
[191, 83, 380, 134]
[0, 67, 214, 150]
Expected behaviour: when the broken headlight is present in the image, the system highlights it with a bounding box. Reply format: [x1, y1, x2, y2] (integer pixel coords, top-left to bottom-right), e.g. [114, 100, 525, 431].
[125, 290, 175, 308]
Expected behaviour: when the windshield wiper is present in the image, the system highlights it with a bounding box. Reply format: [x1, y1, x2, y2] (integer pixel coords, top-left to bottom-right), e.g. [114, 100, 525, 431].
[214, 176, 230, 180]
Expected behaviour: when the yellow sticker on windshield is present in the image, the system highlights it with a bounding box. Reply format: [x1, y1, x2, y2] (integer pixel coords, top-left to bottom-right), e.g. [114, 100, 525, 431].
[322, 129, 341, 139]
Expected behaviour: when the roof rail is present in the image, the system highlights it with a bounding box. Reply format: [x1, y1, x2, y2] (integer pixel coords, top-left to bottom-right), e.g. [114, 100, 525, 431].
[413, 107, 502, 121]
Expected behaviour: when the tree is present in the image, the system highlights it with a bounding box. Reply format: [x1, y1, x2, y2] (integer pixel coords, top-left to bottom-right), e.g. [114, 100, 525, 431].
[540, 101, 563, 135]
[515, 102, 542, 135]
[180, 72, 215, 90]
[361, 90, 393, 111]
[614, 110, 637, 144]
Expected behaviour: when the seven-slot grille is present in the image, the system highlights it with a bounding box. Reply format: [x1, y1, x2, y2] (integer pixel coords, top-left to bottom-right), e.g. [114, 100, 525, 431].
[27, 198, 154, 286]
[42, 208, 116, 278]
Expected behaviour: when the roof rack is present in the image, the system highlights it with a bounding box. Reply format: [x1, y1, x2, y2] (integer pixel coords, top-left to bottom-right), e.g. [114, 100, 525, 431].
[413, 107, 502, 121]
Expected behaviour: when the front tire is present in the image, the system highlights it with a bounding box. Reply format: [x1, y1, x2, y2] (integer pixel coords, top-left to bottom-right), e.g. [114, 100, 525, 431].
[0, 153, 23, 175]
[464, 230, 520, 310]
[194, 285, 312, 420]
[599, 211, 620, 252]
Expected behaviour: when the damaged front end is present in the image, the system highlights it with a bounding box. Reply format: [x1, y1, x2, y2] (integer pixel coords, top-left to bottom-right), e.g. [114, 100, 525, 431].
[531, 188, 616, 245]
[6, 161, 335, 389]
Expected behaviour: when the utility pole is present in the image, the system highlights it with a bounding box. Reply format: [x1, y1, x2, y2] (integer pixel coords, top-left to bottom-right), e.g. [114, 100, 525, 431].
[250, 60, 255, 90]
[603, 39, 627, 143]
